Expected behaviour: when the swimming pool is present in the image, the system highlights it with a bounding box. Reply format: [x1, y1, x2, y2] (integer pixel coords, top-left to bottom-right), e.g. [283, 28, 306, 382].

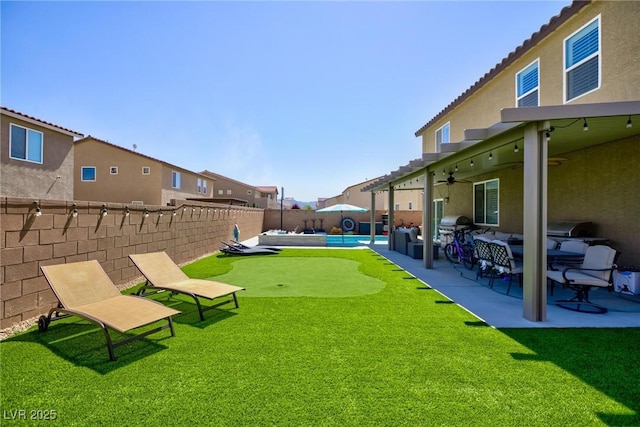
[326, 234, 388, 247]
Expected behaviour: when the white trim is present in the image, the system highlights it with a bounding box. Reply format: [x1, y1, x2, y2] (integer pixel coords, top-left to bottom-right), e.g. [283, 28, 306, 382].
[81, 166, 96, 182]
[171, 171, 181, 189]
[109, 166, 118, 175]
[515, 58, 540, 107]
[142, 166, 151, 175]
[563, 15, 601, 103]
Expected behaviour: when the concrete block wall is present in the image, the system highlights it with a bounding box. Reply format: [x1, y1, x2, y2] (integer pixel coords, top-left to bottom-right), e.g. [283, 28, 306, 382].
[0, 197, 264, 329]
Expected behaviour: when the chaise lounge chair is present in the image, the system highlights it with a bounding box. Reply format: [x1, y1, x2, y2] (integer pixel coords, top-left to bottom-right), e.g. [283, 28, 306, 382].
[40, 260, 180, 361]
[219, 241, 280, 256]
[230, 239, 282, 251]
[129, 252, 245, 321]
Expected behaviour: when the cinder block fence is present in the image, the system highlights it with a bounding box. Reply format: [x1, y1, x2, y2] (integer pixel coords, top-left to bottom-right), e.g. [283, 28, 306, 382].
[0, 197, 264, 329]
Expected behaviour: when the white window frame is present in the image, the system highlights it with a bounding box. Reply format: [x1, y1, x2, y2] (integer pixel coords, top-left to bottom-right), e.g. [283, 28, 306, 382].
[218, 189, 224, 195]
[172, 171, 181, 189]
[197, 178, 202, 193]
[9, 124, 43, 164]
[81, 166, 96, 182]
[563, 15, 601, 103]
[408, 201, 413, 210]
[202, 180, 207, 194]
[110, 166, 118, 175]
[142, 167, 150, 175]
[515, 59, 540, 107]
[435, 122, 450, 152]
[394, 203, 400, 211]
[226, 189, 232, 195]
[473, 178, 499, 226]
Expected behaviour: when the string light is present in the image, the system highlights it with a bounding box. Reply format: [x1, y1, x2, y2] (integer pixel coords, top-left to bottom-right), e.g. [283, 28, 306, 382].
[470, 158, 474, 167]
[489, 151, 493, 160]
[514, 142, 519, 153]
[35, 201, 42, 217]
[172, 210, 177, 217]
[583, 118, 589, 131]
[101, 205, 108, 217]
[455, 164, 458, 172]
[124, 206, 130, 217]
[72, 203, 78, 218]
[627, 116, 633, 128]
[159, 210, 164, 217]
[143, 208, 150, 218]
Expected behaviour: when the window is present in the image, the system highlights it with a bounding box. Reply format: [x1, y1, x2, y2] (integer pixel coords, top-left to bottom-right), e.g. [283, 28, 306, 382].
[10, 124, 43, 163]
[218, 189, 223, 195]
[435, 122, 450, 150]
[81, 166, 96, 182]
[110, 166, 118, 175]
[474, 179, 499, 226]
[394, 203, 400, 211]
[432, 199, 444, 241]
[516, 59, 539, 107]
[172, 171, 181, 189]
[202, 180, 207, 194]
[142, 167, 150, 175]
[408, 201, 413, 210]
[247, 190, 253, 195]
[564, 16, 600, 102]
[226, 189, 232, 195]
[197, 178, 202, 193]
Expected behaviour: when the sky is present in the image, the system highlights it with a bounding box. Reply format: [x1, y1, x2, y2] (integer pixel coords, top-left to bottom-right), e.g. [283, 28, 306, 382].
[1, 0, 571, 202]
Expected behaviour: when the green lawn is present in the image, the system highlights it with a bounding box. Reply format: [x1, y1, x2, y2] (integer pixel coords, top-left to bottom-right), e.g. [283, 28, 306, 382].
[1, 249, 638, 426]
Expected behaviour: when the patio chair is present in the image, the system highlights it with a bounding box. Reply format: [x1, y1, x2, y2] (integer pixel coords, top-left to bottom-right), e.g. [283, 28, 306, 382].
[40, 260, 180, 361]
[488, 240, 523, 295]
[129, 252, 245, 321]
[473, 236, 493, 281]
[228, 239, 282, 251]
[220, 241, 279, 256]
[547, 245, 618, 314]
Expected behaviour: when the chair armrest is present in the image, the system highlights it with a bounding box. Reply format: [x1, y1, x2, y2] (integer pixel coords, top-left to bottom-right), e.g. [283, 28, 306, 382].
[561, 265, 617, 283]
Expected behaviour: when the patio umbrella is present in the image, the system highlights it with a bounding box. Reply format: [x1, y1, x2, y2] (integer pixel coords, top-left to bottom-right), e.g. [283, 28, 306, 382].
[316, 203, 368, 243]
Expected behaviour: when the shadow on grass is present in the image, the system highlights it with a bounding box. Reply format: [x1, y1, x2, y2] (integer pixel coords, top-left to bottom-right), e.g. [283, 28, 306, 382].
[3, 321, 172, 374]
[503, 328, 640, 425]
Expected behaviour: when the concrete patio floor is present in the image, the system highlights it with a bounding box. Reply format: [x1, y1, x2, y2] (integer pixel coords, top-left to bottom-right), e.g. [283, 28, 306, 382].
[369, 243, 640, 328]
[244, 237, 640, 328]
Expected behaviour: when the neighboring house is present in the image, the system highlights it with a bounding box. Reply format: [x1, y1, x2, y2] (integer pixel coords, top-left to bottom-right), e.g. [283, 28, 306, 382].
[254, 186, 279, 209]
[364, 0, 640, 321]
[74, 136, 213, 205]
[1, 106, 83, 200]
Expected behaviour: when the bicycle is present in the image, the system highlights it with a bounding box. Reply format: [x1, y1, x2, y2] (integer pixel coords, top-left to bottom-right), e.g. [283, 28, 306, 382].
[444, 228, 476, 270]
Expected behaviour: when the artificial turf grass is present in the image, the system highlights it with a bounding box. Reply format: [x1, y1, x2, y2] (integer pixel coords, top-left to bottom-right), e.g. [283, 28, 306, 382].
[1, 248, 639, 426]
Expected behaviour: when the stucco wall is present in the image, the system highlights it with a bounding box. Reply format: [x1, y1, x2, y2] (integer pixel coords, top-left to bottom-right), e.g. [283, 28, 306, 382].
[0, 197, 263, 329]
[1, 115, 74, 200]
[421, 1, 640, 152]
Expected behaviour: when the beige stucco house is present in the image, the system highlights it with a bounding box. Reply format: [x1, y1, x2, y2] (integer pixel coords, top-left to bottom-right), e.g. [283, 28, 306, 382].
[1, 106, 83, 200]
[200, 170, 279, 208]
[364, 0, 640, 321]
[74, 136, 213, 205]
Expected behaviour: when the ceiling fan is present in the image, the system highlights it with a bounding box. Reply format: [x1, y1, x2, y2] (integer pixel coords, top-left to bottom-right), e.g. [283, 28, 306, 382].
[437, 172, 470, 185]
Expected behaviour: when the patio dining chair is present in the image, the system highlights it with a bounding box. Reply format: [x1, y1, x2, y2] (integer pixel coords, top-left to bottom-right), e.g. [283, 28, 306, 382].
[488, 240, 523, 295]
[547, 245, 618, 314]
[473, 236, 493, 281]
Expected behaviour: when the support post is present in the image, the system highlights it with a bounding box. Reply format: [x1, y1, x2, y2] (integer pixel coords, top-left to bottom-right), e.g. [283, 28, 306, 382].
[522, 122, 548, 321]
[423, 169, 434, 268]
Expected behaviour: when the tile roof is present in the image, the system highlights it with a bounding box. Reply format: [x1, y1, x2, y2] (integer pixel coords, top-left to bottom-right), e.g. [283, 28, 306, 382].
[76, 135, 212, 178]
[1, 106, 84, 137]
[414, 0, 590, 137]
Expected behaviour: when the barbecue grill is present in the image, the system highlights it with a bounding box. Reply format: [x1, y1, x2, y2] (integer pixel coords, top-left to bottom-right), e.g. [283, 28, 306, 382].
[438, 215, 474, 246]
[547, 221, 593, 238]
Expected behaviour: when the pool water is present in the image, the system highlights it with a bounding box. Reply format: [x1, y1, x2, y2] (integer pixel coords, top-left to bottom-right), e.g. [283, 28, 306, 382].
[326, 234, 388, 247]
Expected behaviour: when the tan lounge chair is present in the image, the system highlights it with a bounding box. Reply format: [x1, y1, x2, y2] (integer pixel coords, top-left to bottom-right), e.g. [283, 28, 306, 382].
[40, 260, 180, 361]
[129, 252, 245, 321]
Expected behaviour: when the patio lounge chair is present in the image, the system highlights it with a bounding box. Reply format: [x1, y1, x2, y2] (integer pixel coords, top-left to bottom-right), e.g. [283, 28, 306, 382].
[40, 260, 180, 361]
[547, 245, 618, 314]
[129, 252, 245, 321]
[228, 239, 282, 251]
[220, 242, 279, 256]
[473, 236, 494, 281]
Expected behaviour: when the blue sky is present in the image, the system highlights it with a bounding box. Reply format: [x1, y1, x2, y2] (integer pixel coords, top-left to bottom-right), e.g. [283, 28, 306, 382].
[2, 1, 570, 202]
